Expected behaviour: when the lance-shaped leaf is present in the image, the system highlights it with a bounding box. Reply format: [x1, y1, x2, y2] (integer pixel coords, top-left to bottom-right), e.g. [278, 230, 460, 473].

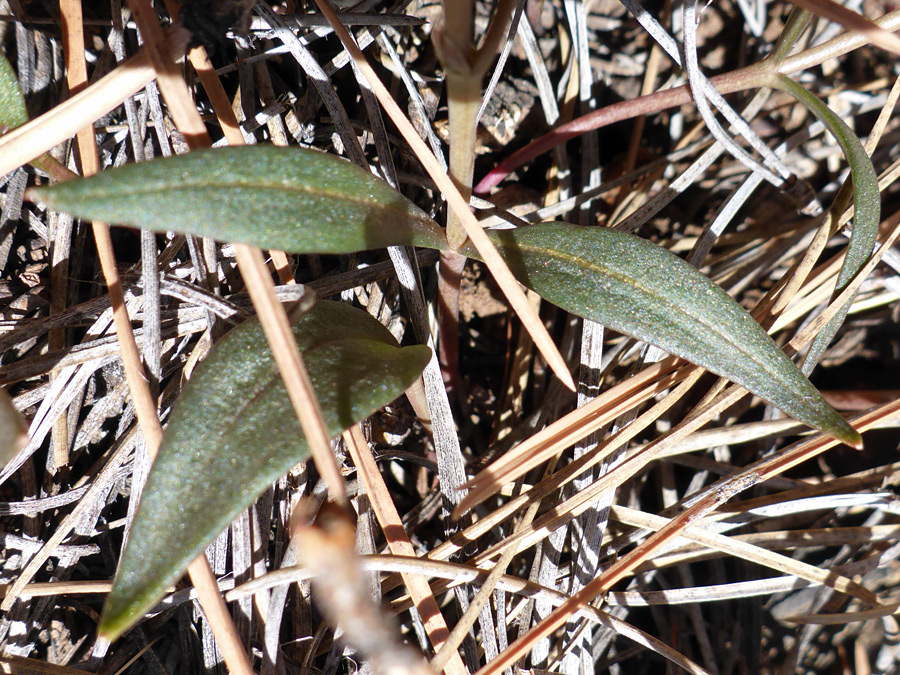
[29, 146, 449, 254]
[468, 223, 860, 447]
[99, 301, 431, 640]
[770, 75, 880, 374]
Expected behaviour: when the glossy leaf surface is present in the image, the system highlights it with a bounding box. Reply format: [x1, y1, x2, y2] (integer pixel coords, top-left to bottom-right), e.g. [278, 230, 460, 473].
[99, 301, 431, 640]
[31, 146, 448, 254]
[473, 223, 859, 446]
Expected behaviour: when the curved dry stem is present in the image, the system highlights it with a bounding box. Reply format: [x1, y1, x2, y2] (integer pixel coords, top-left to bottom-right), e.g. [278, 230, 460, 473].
[682, 0, 788, 185]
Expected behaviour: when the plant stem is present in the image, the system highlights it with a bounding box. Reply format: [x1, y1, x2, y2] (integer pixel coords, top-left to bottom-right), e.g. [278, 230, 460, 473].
[475, 64, 771, 194]
[444, 76, 480, 250]
[435, 0, 520, 391]
[767, 8, 814, 64]
[437, 249, 466, 394]
[316, 0, 576, 392]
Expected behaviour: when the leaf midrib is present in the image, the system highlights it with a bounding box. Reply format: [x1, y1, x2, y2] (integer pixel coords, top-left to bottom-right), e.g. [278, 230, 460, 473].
[513, 238, 800, 396]
[74, 177, 437, 227]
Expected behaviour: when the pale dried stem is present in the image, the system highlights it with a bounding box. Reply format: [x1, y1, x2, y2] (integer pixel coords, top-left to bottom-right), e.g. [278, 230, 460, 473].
[292, 502, 433, 675]
[344, 425, 466, 675]
[49, 0, 90, 472]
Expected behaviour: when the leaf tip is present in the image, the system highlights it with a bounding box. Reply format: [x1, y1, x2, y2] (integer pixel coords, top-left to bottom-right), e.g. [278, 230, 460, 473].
[96, 581, 160, 644]
[843, 428, 864, 451]
[828, 418, 863, 450]
[96, 611, 128, 644]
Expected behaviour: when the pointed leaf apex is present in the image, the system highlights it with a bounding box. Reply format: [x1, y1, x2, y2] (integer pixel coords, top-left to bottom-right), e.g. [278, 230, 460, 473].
[835, 424, 863, 450]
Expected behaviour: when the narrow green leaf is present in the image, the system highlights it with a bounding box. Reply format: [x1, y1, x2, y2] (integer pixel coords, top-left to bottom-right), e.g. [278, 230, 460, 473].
[30, 146, 449, 254]
[0, 53, 28, 133]
[470, 223, 860, 446]
[770, 75, 880, 374]
[99, 301, 431, 640]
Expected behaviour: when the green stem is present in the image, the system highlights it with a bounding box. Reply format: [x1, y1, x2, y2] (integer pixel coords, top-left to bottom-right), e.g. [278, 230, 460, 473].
[437, 0, 519, 249]
[434, 0, 520, 388]
[445, 75, 481, 250]
[439, 0, 475, 68]
[766, 8, 814, 65]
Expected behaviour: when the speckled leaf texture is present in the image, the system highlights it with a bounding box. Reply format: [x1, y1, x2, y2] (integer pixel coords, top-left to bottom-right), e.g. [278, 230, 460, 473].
[478, 223, 860, 446]
[99, 301, 431, 640]
[0, 53, 28, 133]
[31, 146, 448, 254]
[32, 143, 859, 488]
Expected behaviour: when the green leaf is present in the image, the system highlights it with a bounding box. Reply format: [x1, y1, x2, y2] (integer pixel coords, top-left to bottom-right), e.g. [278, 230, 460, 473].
[770, 75, 880, 374]
[469, 223, 860, 446]
[0, 53, 28, 133]
[30, 146, 449, 254]
[99, 301, 431, 640]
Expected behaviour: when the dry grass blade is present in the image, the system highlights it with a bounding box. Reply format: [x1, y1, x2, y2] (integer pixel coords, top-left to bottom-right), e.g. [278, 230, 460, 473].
[56, 1, 254, 671]
[681, 0, 787, 187]
[476, 397, 900, 675]
[344, 425, 466, 675]
[609, 505, 879, 604]
[159, 0, 349, 501]
[787, 604, 900, 624]
[0, 428, 137, 611]
[229, 555, 712, 675]
[777, 8, 900, 72]
[788, 213, 900, 351]
[0, 28, 189, 177]
[455, 358, 684, 515]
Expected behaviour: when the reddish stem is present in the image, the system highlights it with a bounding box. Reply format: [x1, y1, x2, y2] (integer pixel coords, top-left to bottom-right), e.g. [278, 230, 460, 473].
[474, 67, 766, 195]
